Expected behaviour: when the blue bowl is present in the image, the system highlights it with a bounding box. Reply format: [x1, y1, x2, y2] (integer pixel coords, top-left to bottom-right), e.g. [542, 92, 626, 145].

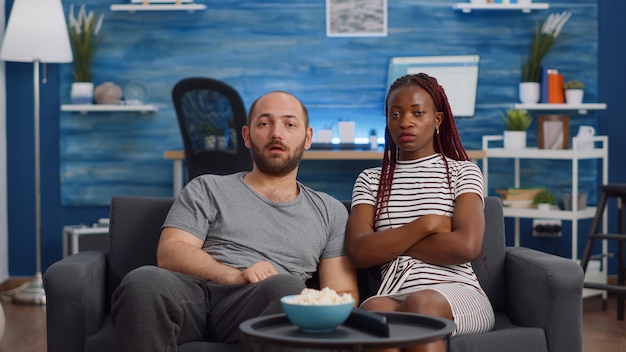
[280, 295, 355, 332]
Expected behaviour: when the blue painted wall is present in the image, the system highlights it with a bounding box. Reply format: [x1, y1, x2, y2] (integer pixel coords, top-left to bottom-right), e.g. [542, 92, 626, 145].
[5, 0, 625, 276]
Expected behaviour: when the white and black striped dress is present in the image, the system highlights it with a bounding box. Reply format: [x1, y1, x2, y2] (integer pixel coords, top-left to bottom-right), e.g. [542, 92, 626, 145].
[352, 153, 495, 336]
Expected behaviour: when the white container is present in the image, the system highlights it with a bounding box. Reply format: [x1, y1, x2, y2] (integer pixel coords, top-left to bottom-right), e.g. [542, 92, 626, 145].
[565, 89, 584, 105]
[70, 82, 94, 104]
[338, 121, 355, 144]
[369, 135, 378, 150]
[503, 130, 527, 149]
[518, 82, 540, 104]
[316, 129, 333, 143]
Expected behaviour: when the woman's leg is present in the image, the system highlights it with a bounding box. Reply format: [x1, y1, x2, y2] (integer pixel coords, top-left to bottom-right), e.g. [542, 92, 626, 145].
[400, 290, 452, 352]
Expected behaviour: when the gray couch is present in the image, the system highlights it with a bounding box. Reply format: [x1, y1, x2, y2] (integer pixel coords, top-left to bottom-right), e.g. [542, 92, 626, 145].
[44, 195, 583, 352]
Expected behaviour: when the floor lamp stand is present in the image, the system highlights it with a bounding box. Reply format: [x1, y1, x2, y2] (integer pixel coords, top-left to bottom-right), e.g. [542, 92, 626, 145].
[12, 60, 46, 306]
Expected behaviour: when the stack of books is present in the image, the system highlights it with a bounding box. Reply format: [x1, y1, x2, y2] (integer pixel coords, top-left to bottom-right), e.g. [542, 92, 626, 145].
[496, 187, 543, 208]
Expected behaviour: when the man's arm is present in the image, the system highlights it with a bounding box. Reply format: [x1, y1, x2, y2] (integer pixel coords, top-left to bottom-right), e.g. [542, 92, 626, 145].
[317, 256, 359, 305]
[157, 227, 248, 284]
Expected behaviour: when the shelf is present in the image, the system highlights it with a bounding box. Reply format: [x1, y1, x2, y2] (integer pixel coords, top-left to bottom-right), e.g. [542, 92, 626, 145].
[453, 3, 549, 13]
[503, 206, 597, 221]
[61, 104, 159, 114]
[482, 135, 609, 160]
[513, 103, 607, 114]
[110, 3, 206, 12]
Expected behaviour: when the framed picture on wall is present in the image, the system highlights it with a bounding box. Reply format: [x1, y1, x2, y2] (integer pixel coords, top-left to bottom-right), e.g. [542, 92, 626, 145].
[326, 0, 387, 37]
[538, 115, 570, 149]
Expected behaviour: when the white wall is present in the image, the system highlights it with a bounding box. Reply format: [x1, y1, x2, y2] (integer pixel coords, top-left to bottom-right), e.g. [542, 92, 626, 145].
[0, 0, 9, 282]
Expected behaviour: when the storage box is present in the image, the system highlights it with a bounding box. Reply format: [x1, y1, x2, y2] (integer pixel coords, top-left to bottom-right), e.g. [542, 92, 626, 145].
[62, 221, 109, 257]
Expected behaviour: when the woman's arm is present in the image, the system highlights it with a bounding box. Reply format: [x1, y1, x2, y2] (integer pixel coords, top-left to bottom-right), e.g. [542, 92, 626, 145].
[346, 203, 451, 268]
[403, 192, 485, 265]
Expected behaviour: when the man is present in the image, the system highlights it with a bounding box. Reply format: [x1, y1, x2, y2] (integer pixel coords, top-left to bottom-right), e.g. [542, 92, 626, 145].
[111, 91, 358, 351]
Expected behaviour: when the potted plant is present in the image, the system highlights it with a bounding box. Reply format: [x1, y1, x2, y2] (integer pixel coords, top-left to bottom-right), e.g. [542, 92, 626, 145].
[201, 122, 218, 150]
[563, 80, 585, 105]
[519, 11, 571, 104]
[533, 188, 557, 211]
[67, 4, 104, 104]
[226, 118, 237, 149]
[368, 128, 378, 150]
[215, 128, 228, 151]
[502, 109, 532, 149]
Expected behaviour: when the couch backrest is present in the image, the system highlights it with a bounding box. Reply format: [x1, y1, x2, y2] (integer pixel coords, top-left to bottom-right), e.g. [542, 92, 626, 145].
[105, 195, 507, 313]
[106, 195, 175, 307]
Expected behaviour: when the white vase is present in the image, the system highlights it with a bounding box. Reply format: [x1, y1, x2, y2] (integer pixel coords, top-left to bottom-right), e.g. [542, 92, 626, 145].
[518, 82, 540, 104]
[369, 135, 378, 150]
[565, 89, 584, 105]
[338, 121, 355, 144]
[503, 130, 527, 149]
[204, 135, 217, 150]
[316, 129, 333, 143]
[217, 136, 228, 151]
[537, 203, 551, 211]
[70, 82, 94, 104]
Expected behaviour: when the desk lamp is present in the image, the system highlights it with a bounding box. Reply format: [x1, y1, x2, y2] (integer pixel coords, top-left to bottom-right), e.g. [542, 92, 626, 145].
[0, 0, 73, 305]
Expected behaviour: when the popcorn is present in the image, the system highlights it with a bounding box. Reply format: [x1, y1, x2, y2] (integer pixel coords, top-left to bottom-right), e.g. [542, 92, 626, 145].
[284, 287, 353, 305]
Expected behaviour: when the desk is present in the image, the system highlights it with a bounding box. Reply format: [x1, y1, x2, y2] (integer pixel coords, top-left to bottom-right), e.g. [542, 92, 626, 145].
[164, 149, 486, 196]
[239, 312, 455, 351]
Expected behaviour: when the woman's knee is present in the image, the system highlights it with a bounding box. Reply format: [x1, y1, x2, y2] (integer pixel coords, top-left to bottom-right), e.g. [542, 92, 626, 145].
[360, 296, 399, 312]
[401, 290, 452, 318]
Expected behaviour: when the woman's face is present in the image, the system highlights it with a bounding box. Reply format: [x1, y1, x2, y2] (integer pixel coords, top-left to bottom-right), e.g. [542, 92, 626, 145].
[386, 84, 443, 161]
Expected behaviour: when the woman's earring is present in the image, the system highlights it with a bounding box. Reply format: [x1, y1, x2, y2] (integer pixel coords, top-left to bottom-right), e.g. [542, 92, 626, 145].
[436, 126, 440, 135]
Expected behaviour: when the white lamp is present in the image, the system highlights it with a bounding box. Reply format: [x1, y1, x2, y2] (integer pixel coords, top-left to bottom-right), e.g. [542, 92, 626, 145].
[0, 0, 73, 305]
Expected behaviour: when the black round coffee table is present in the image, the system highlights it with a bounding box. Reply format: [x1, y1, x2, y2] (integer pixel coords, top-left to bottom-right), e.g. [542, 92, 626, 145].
[239, 312, 455, 351]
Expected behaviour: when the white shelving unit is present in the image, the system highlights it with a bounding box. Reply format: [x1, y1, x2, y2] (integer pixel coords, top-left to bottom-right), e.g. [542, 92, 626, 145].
[482, 135, 609, 297]
[61, 104, 159, 114]
[110, 3, 206, 12]
[453, 3, 549, 13]
[514, 103, 607, 115]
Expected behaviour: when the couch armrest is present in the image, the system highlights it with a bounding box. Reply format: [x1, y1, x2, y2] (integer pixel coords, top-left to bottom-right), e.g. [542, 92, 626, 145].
[506, 246, 584, 352]
[43, 251, 108, 352]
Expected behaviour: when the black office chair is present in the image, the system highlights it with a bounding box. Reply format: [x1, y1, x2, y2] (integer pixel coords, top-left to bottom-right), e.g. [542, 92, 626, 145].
[172, 77, 252, 181]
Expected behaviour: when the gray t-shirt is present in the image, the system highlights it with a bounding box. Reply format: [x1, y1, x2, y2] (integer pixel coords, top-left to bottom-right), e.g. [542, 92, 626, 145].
[163, 172, 349, 281]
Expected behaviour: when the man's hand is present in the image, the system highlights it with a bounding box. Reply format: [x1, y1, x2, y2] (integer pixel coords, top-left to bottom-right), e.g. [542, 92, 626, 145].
[241, 261, 279, 283]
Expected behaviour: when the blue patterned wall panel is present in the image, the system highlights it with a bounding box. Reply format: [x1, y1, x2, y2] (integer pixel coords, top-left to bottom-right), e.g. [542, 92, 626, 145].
[60, 0, 600, 205]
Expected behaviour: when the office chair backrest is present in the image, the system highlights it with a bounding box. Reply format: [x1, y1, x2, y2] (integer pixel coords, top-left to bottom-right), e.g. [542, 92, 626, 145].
[172, 77, 252, 181]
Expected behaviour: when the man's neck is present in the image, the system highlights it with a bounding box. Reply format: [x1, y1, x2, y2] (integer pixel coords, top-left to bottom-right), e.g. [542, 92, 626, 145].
[243, 169, 300, 203]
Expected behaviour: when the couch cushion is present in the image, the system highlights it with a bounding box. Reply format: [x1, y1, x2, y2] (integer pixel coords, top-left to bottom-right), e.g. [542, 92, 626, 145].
[450, 313, 547, 352]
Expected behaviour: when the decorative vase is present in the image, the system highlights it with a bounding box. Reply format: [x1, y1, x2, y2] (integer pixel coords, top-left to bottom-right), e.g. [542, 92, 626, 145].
[537, 203, 551, 211]
[565, 89, 584, 105]
[369, 135, 378, 150]
[204, 135, 217, 151]
[217, 136, 228, 151]
[503, 130, 527, 149]
[94, 82, 123, 105]
[317, 129, 333, 143]
[518, 82, 540, 104]
[71, 82, 94, 104]
[338, 121, 355, 144]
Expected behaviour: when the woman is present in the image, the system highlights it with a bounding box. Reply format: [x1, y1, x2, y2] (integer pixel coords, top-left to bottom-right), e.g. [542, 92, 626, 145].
[346, 73, 495, 352]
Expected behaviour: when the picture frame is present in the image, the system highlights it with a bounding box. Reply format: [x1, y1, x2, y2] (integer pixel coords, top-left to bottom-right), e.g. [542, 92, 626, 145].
[538, 114, 570, 149]
[326, 0, 387, 37]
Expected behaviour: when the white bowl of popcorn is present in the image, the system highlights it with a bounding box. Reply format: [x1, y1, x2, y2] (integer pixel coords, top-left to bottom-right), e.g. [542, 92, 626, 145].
[280, 287, 355, 332]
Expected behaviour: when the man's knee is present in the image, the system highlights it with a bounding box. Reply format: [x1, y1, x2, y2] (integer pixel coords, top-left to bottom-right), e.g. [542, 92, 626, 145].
[258, 274, 306, 299]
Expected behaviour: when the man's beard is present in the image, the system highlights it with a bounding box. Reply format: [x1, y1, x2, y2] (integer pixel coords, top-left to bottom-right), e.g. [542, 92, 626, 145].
[249, 138, 305, 177]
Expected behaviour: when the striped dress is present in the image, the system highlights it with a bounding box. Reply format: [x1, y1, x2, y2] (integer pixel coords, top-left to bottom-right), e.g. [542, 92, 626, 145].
[352, 153, 495, 336]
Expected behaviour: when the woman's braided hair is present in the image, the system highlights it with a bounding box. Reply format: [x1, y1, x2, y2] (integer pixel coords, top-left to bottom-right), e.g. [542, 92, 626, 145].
[374, 73, 469, 223]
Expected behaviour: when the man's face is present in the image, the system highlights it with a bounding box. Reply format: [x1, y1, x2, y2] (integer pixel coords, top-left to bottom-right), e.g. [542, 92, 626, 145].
[244, 92, 312, 176]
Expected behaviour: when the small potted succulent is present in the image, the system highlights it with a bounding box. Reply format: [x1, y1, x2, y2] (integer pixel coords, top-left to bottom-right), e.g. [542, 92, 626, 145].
[368, 128, 378, 150]
[563, 80, 585, 105]
[533, 188, 557, 211]
[502, 109, 532, 149]
[201, 122, 218, 150]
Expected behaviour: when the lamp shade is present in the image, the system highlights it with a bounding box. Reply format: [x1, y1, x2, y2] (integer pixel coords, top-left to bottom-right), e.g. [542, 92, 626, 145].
[0, 0, 73, 63]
